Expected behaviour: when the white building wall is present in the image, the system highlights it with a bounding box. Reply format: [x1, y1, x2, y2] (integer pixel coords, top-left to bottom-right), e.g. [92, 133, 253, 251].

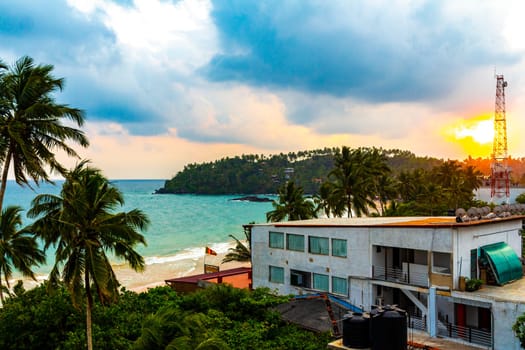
[453, 221, 522, 284]
[492, 301, 525, 350]
[251, 225, 371, 296]
[371, 227, 453, 252]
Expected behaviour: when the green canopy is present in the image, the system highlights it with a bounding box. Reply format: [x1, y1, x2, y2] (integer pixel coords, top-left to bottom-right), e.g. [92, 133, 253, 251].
[481, 242, 523, 285]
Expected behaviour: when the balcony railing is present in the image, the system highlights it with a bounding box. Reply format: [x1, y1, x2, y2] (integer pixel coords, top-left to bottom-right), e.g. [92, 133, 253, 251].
[372, 265, 429, 288]
[438, 323, 492, 348]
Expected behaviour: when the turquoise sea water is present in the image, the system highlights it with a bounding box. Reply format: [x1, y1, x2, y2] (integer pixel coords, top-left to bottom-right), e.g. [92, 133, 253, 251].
[4, 179, 273, 275]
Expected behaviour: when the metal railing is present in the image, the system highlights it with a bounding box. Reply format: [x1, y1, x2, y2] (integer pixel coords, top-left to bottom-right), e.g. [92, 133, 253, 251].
[407, 313, 426, 331]
[372, 265, 429, 287]
[438, 322, 492, 348]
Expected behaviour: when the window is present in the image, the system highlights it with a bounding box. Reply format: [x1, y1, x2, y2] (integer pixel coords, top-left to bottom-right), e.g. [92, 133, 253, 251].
[332, 239, 347, 257]
[309, 236, 329, 255]
[269, 266, 284, 283]
[269, 231, 284, 249]
[313, 273, 329, 291]
[287, 234, 305, 252]
[332, 276, 348, 295]
[290, 269, 311, 288]
[432, 252, 451, 274]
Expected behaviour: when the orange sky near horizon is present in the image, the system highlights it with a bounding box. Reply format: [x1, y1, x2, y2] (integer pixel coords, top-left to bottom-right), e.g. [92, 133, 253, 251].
[443, 114, 495, 159]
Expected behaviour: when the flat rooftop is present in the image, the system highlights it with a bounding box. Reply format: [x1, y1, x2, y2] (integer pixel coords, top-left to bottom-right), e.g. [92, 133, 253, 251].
[253, 215, 525, 229]
[454, 277, 525, 304]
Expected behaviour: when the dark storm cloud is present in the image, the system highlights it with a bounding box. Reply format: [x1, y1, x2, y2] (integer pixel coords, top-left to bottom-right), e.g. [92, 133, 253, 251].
[204, 0, 518, 103]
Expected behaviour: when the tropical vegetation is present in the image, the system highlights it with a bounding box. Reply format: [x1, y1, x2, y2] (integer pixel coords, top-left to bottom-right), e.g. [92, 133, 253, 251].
[28, 161, 149, 350]
[0, 205, 45, 303]
[266, 181, 316, 222]
[0, 283, 331, 350]
[0, 55, 89, 213]
[222, 225, 252, 264]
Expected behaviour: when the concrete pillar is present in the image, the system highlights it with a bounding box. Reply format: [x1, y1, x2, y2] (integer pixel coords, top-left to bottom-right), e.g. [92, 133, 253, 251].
[428, 286, 437, 337]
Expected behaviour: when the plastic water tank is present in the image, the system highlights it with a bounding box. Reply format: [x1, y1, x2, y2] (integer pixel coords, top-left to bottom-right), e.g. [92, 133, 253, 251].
[370, 305, 407, 350]
[342, 312, 371, 349]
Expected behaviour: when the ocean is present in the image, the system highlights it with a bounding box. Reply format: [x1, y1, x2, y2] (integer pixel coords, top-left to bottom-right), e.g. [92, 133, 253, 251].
[6, 179, 524, 279]
[4, 179, 273, 276]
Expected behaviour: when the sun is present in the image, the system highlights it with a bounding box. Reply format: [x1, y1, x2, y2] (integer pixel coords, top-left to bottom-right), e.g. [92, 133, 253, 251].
[455, 119, 494, 144]
[443, 114, 494, 158]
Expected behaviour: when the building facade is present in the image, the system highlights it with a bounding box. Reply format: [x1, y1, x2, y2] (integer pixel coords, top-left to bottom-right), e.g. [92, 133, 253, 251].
[250, 215, 525, 349]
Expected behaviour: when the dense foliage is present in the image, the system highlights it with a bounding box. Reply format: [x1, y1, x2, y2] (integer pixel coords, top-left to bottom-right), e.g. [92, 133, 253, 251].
[159, 148, 445, 195]
[0, 283, 330, 350]
[266, 181, 317, 222]
[513, 314, 525, 348]
[28, 161, 149, 350]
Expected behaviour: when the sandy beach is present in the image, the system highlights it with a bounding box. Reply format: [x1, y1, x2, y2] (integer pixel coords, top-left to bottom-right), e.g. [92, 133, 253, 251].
[7, 241, 250, 295]
[114, 248, 251, 292]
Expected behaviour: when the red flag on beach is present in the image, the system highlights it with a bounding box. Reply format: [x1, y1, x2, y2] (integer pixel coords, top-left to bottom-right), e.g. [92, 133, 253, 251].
[205, 246, 217, 256]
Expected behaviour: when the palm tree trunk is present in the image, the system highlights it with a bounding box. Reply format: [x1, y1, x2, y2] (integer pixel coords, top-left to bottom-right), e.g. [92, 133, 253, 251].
[0, 269, 4, 304]
[0, 150, 12, 214]
[85, 271, 93, 350]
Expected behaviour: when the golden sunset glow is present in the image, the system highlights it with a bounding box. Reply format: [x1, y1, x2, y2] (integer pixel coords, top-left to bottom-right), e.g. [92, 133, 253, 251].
[443, 115, 494, 158]
[455, 119, 494, 144]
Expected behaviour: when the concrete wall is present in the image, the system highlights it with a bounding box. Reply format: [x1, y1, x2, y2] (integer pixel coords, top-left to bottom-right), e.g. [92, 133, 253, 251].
[492, 300, 525, 350]
[371, 227, 453, 252]
[453, 220, 522, 286]
[251, 225, 371, 295]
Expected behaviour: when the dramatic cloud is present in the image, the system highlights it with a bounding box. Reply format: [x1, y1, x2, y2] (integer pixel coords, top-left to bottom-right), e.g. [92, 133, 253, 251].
[2, 0, 525, 178]
[204, 1, 519, 102]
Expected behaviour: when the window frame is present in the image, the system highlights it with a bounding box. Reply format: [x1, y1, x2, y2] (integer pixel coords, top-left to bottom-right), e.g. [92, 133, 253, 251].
[269, 231, 285, 249]
[331, 238, 347, 258]
[269, 265, 285, 284]
[308, 236, 329, 255]
[286, 233, 305, 252]
[331, 276, 348, 296]
[312, 273, 329, 291]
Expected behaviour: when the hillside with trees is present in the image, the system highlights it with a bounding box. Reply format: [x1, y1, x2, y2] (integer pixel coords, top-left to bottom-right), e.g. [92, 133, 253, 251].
[158, 147, 445, 195]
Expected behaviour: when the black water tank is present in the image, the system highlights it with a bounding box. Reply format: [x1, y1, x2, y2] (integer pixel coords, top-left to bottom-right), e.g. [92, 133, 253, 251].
[370, 305, 407, 350]
[342, 312, 371, 349]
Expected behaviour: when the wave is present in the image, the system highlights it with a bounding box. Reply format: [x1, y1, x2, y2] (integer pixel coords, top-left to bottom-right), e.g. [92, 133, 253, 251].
[144, 242, 234, 265]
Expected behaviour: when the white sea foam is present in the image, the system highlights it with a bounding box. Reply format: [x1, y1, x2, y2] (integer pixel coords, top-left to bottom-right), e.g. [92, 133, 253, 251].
[144, 242, 235, 266]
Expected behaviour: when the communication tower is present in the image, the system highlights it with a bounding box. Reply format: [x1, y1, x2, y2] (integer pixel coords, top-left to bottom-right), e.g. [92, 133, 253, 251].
[490, 74, 510, 203]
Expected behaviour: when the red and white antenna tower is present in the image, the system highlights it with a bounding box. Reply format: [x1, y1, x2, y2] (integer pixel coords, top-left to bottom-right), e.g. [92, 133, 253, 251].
[490, 74, 510, 203]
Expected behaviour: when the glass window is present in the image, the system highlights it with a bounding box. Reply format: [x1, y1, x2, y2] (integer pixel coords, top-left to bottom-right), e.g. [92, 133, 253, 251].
[287, 234, 305, 252]
[290, 269, 311, 288]
[332, 276, 348, 295]
[332, 239, 347, 257]
[432, 252, 451, 274]
[269, 266, 284, 283]
[269, 231, 284, 249]
[309, 236, 329, 255]
[313, 273, 329, 291]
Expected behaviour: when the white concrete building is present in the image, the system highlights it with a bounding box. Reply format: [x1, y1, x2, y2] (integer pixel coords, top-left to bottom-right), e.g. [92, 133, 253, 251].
[250, 215, 525, 349]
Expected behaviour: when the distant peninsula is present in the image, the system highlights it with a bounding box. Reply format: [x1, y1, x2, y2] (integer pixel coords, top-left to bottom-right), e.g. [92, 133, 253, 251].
[156, 147, 449, 195]
[155, 147, 525, 195]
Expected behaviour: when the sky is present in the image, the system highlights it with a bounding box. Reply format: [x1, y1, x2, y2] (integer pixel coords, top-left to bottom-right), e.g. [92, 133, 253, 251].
[2, 0, 525, 179]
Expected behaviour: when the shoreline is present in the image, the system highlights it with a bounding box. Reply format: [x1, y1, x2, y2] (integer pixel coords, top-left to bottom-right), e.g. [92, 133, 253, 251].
[9, 241, 250, 294]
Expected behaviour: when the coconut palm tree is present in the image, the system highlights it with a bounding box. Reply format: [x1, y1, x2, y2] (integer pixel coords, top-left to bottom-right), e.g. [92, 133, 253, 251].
[133, 306, 228, 350]
[222, 225, 251, 264]
[28, 161, 149, 350]
[329, 147, 389, 217]
[0, 56, 89, 213]
[266, 181, 316, 222]
[0, 205, 45, 303]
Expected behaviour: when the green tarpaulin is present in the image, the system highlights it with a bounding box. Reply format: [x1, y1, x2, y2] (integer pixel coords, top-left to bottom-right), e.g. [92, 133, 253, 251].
[481, 242, 523, 285]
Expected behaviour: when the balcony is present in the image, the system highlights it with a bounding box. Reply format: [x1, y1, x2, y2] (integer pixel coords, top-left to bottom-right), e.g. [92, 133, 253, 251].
[372, 263, 429, 288]
[438, 323, 492, 348]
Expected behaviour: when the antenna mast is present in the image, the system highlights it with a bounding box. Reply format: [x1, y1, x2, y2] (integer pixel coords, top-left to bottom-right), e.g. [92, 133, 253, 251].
[490, 74, 510, 203]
